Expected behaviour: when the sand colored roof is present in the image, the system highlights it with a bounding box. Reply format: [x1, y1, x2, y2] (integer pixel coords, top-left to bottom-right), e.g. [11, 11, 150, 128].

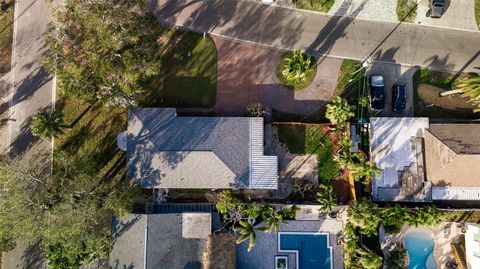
[424, 129, 480, 187]
[202, 234, 236, 269]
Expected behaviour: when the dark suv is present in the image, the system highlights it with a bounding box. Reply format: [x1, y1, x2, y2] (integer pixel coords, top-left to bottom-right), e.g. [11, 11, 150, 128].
[370, 75, 385, 110]
[392, 84, 407, 113]
[430, 0, 446, 18]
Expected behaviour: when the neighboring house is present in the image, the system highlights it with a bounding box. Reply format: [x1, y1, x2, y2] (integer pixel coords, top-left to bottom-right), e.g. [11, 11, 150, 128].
[126, 108, 278, 190]
[370, 118, 480, 203]
[465, 224, 480, 269]
[109, 212, 235, 269]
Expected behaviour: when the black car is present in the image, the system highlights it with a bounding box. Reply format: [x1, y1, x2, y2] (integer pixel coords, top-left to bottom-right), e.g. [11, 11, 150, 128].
[370, 75, 385, 110]
[430, 0, 446, 18]
[392, 84, 407, 113]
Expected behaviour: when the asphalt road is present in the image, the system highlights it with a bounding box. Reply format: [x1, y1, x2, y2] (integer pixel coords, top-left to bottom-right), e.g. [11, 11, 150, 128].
[147, 0, 480, 73]
[7, 0, 53, 158]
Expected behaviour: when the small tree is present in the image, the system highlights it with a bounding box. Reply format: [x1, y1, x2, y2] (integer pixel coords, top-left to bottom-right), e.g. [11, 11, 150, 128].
[245, 103, 268, 117]
[386, 244, 407, 269]
[316, 185, 337, 213]
[409, 205, 442, 227]
[282, 49, 313, 83]
[293, 180, 315, 199]
[30, 110, 65, 139]
[325, 97, 355, 127]
[379, 204, 410, 234]
[347, 199, 381, 237]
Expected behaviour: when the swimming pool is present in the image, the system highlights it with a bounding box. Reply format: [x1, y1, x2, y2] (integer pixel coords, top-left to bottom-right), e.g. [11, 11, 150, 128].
[278, 232, 332, 269]
[404, 229, 437, 269]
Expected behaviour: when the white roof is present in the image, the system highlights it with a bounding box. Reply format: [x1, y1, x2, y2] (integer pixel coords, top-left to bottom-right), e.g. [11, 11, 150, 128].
[466, 224, 480, 269]
[370, 117, 429, 199]
[432, 187, 480, 200]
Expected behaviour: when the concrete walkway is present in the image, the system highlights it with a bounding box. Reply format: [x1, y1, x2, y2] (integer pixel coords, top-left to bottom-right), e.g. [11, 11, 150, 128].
[2, 0, 53, 268]
[328, 0, 398, 23]
[147, 0, 480, 73]
[5, 0, 53, 158]
[179, 37, 341, 116]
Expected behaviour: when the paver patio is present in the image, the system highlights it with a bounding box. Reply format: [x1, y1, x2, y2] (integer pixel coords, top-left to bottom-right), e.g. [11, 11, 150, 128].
[179, 36, 342, 116]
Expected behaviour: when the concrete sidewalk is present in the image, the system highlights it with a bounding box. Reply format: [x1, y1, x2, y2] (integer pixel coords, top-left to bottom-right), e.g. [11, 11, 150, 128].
[147, 0, 480, 73]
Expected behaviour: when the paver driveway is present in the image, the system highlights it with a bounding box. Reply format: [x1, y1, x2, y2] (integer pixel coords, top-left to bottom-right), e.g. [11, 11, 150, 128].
[179, 37, 342, 116]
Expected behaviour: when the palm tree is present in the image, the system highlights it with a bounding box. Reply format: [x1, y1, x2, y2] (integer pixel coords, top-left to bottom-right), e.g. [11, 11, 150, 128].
[458, 75, 480, 112]
[441, 74, 480, 112]
[316, 185, 337, 213]
[349, 154, 382, 184]
[258, 211, 286, 233]
[234, 220, 257, 252]
[325, 97, 355, 127]
[379, 205, 410, 234]
[410, 205, 442, 227]
[282, 49, 313, 83]
[30, 110, 65, 139]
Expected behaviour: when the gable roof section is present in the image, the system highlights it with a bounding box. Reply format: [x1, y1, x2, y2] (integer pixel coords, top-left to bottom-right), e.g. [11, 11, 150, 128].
[424, 127, 480, 188]
[127, 108, 278, 189]
[427, 124, 480, 154]
[110, 214, 210, 269]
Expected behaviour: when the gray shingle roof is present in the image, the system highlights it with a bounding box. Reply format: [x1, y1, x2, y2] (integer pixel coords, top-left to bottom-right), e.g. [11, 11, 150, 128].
[127, 108, 268, 189]
[109, 214, 210, 269]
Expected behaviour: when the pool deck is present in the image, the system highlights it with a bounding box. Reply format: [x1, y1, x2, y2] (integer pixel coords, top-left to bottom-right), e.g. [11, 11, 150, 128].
[236, 219, 344, 269]
[380, 222, 462, 269]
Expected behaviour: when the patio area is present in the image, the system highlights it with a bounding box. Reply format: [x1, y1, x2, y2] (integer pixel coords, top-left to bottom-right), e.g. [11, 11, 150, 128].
[236, 219, 344, 269]
[380, 222, 466, 269]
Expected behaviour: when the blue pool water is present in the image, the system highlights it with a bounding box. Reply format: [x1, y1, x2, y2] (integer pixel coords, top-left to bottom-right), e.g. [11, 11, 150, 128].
[279, 233, 331, 269]
[404, 230, 437, 269]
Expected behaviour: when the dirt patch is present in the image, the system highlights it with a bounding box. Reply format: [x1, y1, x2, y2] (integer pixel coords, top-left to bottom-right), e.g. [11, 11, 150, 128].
[418, 83, 474, 110]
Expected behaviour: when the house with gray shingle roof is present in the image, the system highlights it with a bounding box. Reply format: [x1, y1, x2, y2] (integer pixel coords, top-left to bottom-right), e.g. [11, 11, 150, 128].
[126, 108, 278, 190]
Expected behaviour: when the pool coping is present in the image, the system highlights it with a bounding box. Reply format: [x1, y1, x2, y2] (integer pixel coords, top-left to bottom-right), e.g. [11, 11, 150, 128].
[277, 232, 334, 269]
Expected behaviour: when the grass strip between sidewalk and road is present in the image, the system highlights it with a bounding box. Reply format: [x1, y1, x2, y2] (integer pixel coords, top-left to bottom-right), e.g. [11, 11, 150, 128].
[396, 0, 417, 23]
[295, 0, 335, 13]
[0, 0, 14, 73]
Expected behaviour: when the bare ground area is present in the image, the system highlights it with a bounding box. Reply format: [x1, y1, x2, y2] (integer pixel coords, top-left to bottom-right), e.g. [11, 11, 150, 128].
[418, 84, 474, 110]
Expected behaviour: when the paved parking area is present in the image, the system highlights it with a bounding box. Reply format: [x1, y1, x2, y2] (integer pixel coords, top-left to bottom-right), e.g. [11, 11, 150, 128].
[367, 63, 417, 117]
[415, 0, 478, 31]
[179, 37, 342, 116]
[328, 0, 398, 22]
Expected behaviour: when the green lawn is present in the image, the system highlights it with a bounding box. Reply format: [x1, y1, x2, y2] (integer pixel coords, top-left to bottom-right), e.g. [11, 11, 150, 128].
[334, 59, 367, 118]
[295, 0, 335, 13]
[54, 28, 218, 178]
[276, 51, 317, 91]
[0, 1, 14, 73]
[277, 124, 339, 182]
[141, 29, 217, 108]
[476, 0, 480, 30]
[396, 0, 418, 23]
[412, 69, 478, 119]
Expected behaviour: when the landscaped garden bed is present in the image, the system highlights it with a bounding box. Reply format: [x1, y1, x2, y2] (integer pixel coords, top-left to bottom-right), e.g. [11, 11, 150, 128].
[413, 69, 479, 119]
[275, 123, 351, 203]
[276, 50, 317, 91]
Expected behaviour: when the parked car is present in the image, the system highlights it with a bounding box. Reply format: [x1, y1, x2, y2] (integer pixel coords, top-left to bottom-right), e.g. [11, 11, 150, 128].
[430, 0, 446, 18]
[392, 84, 407, 113]
[369, 75, 385, 110]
